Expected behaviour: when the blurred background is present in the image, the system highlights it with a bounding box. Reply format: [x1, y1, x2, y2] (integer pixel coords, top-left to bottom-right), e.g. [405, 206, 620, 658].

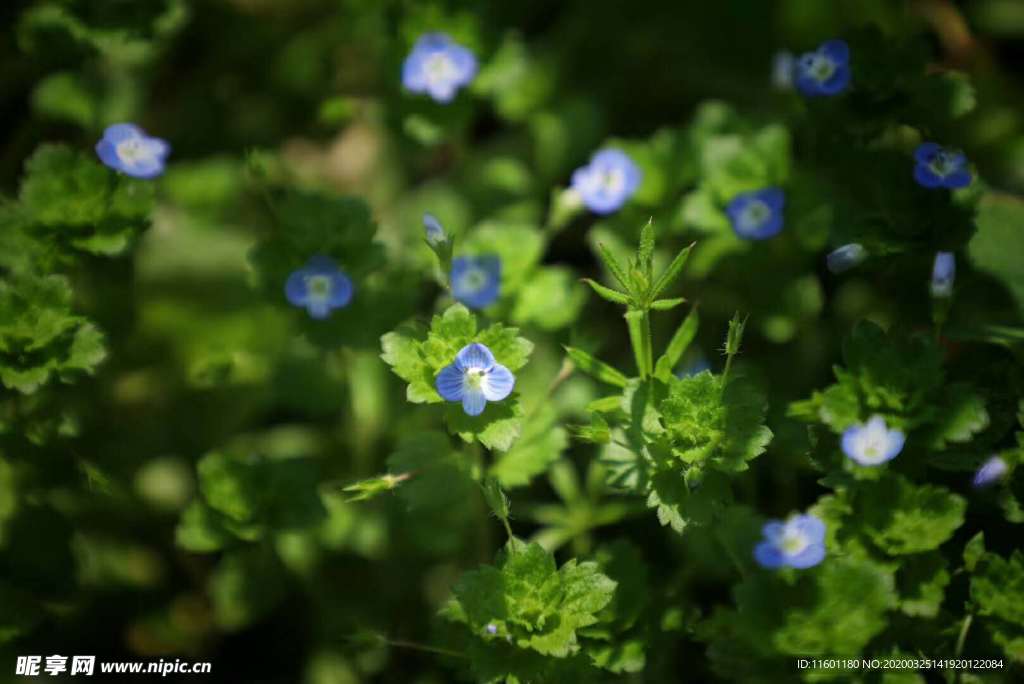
[1, 0, 1023, 682]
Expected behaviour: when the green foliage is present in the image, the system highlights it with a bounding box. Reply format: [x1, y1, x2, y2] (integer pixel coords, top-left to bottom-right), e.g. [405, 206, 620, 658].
[853, 475, 966, 555]
[19, 144, 154, 255]
[176, 451, 326, 551]
[382, 303, 533, 451]
[443, 539, 617, 679]
[0, 272, 106, 393]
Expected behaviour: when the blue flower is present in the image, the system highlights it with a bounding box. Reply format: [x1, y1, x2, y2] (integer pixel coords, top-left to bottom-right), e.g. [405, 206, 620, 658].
[930, 252, 955, 298]
[451, 255, 501, 309]
[826, 243, 867, 274]
[423, 213, 447, 246]
[726, 187, 785, 240]
[914, 143, 972, 189]
[570, 149, 642, 215]
[973, 456, 1008, 489]
[754, 514, 826, 570]
[284, 255, 353, 319]
[435, 343, 515, 416]
[95, 123, 170, 179]
[402, 33, 477, 103]
[794, 40, 851, 97]
[842, 415, 905, 466]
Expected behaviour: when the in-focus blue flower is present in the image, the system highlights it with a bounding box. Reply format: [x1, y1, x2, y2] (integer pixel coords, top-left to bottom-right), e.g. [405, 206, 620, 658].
[930, 251, 956, 298]
[973, 456, 1008, 489]
[402, 33, 477, 103]
[436, 343, 515, 416]
[772, 51, 795, 90]
[754, 514, 826, 570]
[726, 188, 785, 240]
[284, 255, 353, 319]
[794, 40, 851, 97]
[95, 123, 170, 179]
[423, 213, 447, 246]
[570, 149, 642, 215]
[451, 255, 501, 309]
[826, 243, 868, 274]
[914, 143, 972, 189]
[842, 415, 905, 466]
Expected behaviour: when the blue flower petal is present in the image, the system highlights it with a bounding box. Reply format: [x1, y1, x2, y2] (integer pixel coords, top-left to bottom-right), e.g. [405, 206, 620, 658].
[103, 123, 143, 144]
[787, 542, 826, 569]
[451, 255, 501, 309]
[792, 515, 826, 545]
[462, 387, 487, 416]
[307, 301, 331, 319]
[328, 271, 354, 307]
[761, 521, 786, 543]
[754, 541, 785, 569]
[914, 163, 945, 188]
[436, 363, 466, 402]
[944, 168, 972, 189]
[482, 363, 515, 401]
[456, 343, 496, 371]
[760, 187, 785, 211]
[285, 268, 310, 306]
[915, 142, 941, 164]
[820, 39, 849, 64]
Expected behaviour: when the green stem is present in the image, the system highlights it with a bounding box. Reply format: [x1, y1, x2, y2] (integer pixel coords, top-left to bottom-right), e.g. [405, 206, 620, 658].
[625, 309, 653, 379]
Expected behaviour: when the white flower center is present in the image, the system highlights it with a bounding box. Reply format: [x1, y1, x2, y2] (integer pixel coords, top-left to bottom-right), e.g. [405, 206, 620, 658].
[465, 367, 486, 390]
[458, 267, 487, 293]
[425, 53, 457, 86]
[781, 529, 809, 556]
[116, 139, 148, 165]
[599, 167, 625, 195]
[806, 54, 836, 82]
[739, 200, 771, 230]
[929, 152, 957, 178]
[306, 274, 332, 301]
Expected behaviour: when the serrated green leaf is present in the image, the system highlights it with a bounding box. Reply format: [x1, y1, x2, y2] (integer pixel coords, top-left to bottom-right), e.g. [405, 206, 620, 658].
[649, 242, 694, 300]
[855, 475, 965, 555]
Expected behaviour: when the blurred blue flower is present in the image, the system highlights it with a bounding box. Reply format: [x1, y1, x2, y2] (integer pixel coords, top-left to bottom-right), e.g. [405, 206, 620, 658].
[95, 123, 170, 179]
[794, 40, 850, 97]
[675, 352, 711, 378]
[571, 149, 642, 214]
[772, 51, 795, 90]
[423, 213, 447, 246]
[754, 514, 826, 569]
[973, 456, 1008, 489]
[285, 255, 353, 319]
[842, 415, 905, 466]
[451, 255, 501, 309]
[485, 623, 498, 636]
[726, 188, 785, 240]
[402, 33, 477, 103]
[826, 243, 867, 274]
[930, 252, 956, 298]
[436, 343, 515, 416]
[914, 143, 972, 189]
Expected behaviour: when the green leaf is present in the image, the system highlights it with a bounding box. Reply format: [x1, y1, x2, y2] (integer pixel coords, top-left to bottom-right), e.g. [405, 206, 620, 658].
[387, 432, 474, 511]
[897, 553, 950, 618]
[969, 194, 1024, 316]
[0, 273, 107, 394]
[446, 540, 616, 658]
[970, 549, 1024, 626]
[595, 241, 632, 293]
[513, 266, 586, 330]
[927, 385, 990, 449]
[209, 548, 288, 631]
[854, 475, 966, 555]
[564, 347, 629, 388]
[649, 297, 686, 311]
[964, 532, 986, 572]
[581, 278, 631, 305]
[654, 305, 699, 382]
[19, 144, 154, 256]
[490, 406, 568, 488]
[649, 242, 694, 300]
[659, 371, 772, 473]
